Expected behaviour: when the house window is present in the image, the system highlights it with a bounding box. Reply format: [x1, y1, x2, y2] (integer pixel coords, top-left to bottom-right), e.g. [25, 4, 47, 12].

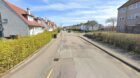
[133, 3, 137, 8]
[137, 2, 140, 8]
[127, 16, 133, 19]
[122, 17, 123, 20]
[128, 4, 134, 10]
[134, 13, 140, 18]
[119, 17, 124, 21]
[127, 14, 137, 20]
[119, 18, 121, 21]
[127, 14, 140, 20]
[128, 2, 140, 10]
[135, 3, 138, 8]
[27, 16, 34, 21]
[119, 8, 126, 13]
[3, 19, 8, 24]
[134, 2, 140, 8]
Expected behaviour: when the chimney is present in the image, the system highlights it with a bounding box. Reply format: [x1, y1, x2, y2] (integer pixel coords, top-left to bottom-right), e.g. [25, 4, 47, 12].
[27, 8, 31, 15]
[45, 17, 48, 21]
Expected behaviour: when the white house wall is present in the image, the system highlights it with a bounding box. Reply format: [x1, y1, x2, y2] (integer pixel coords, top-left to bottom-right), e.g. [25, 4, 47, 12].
[0, 0, 29, 37]
[80, 25, 87, 31]
[80, 25, 99, 31]
[42, 21, 50, 31]
[29, 27, 44, 35]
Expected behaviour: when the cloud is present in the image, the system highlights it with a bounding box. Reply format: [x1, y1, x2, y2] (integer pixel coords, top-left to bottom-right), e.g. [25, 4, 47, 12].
[32, 2, 89, 11]
[66, 10, 96, 16]
[45, 0, 127, 26]
[43, 0, 48, 3]
[8, 0, 128, 26]
[48, 5, 119, 26]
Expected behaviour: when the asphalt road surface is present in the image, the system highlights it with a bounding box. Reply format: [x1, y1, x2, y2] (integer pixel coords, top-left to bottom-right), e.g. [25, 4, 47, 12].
[3, 31, 140, 78]
[50, 32, 140, 78]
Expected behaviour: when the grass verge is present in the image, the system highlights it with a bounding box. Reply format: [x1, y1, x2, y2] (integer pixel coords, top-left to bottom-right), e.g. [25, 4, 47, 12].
[85, 31, 140, 54]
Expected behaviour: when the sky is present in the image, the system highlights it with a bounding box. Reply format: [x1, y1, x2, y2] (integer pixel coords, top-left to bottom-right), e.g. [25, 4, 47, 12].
[8, 0, 128, 26]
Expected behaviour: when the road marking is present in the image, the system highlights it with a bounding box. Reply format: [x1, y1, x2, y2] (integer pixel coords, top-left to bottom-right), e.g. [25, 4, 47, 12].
[46, 68, 53, 78]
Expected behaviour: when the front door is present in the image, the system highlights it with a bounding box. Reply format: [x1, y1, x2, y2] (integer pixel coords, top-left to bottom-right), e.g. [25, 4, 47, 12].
[0, 13, 3, 37]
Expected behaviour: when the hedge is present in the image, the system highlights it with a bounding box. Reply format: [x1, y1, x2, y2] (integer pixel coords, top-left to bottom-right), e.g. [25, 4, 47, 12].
[0, 30, 58, 74]
[85, 32, 140, 53]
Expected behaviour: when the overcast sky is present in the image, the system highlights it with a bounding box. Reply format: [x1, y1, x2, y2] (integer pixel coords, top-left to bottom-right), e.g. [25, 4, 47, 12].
[9, 0, 128, 26]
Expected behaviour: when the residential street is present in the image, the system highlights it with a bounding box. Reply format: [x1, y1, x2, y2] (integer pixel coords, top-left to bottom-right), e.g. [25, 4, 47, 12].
[50, 32, 140, 78]
[1, 0, 140, 78]
[3, 31, 140, 78]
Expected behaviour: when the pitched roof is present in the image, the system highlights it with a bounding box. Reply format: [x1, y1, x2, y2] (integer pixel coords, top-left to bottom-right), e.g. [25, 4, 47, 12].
[3, 0, 44, 27]
[119, 0, 140, 9]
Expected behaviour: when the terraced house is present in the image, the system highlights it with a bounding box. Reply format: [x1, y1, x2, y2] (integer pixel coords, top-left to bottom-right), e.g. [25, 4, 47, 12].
[117, 0, 140, 33]
[0, 0, 45, 37]
[46, 21, 57, 31]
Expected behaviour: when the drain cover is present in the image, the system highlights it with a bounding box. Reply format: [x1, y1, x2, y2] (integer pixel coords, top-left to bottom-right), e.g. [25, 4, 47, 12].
[54, 58, 59, 61]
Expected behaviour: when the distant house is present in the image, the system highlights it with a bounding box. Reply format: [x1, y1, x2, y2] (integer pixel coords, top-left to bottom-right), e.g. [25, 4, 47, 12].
[51, 22, 57, 30]
[38, 18, 50, 31]
[0, 0, 45, 37]
[117, 0, 140, 33]
[80, 24, 102, 31]
[46, 20, 57, 31]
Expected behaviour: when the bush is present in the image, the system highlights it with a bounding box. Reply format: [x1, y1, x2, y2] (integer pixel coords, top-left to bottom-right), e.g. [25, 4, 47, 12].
[0, 31, 57, 74]
[85, 32, 140, 53]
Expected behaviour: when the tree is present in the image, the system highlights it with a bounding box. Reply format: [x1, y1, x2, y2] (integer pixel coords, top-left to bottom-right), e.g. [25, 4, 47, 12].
[106, 17, 117, 31]
[84, 20, 98, 26]
[67, 20, 99, 31]
[84, 20, 98, 30]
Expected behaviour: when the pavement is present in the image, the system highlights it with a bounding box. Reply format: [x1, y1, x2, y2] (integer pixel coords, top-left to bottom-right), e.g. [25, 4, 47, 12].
[81, 34, 140, 72]
[2, 31, 140, 78]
